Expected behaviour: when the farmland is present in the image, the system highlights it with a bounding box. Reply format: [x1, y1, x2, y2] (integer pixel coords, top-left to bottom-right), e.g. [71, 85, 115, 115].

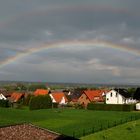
[0, 107, 140, 138]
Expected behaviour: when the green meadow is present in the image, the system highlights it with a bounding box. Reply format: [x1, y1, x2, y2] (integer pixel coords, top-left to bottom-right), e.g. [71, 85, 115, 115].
[0, 107, 140, 138]
[81, 119, 140, 140]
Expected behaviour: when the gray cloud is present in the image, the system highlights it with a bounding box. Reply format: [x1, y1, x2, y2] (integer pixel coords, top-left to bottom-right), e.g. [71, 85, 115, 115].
[0, 0, 140, 83]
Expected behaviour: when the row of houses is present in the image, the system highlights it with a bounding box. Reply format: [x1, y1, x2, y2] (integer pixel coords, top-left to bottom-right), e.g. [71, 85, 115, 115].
[0, 88, 140, 107]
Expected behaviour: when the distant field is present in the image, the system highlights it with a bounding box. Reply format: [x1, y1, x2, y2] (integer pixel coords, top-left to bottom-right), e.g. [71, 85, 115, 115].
[0, 108, 140, 137]
[81, 119, 140, 140]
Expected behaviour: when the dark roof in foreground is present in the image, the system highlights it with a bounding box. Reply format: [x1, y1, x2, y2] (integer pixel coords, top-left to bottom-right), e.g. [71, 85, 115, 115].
[0, 123, 79, 140]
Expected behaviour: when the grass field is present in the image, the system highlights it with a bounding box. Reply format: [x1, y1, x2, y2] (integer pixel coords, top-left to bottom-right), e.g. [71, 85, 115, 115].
[81, 119, 140, 140]
[0, 107, 140, 137]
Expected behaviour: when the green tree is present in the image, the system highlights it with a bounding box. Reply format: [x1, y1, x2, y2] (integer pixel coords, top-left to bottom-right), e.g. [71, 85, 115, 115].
[15, 83, 27, 91]
[23, 94, 34, 106]
[29, 95, 52, 110]
[127, 88, 136, 97]
[28, 84, 47, 91]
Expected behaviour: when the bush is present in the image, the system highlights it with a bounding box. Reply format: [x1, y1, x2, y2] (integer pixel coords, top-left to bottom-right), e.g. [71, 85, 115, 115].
[0, 100, 9, 107]
[87, 103, 135, 111]
[66, 102, 74, 107]
[74, 103, 84, 109]
[23, 94, 34, 106]
[52, 103, 58, 108]
[29, 95, 52, 110]
[12, 103, 23, 109]
[28, 84, 47, 91]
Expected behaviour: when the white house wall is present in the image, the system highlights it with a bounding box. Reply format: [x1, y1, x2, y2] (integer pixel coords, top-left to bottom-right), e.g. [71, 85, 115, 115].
[0, 94, 7, 100]
[60, 97, 67, 104]
[125, 98, 137, 104]
[106, 90, 125, 104]
[49, 94, 56, 103]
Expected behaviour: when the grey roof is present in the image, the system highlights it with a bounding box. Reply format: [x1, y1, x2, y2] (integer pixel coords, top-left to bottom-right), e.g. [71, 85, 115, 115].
[114, 88, 132, 98]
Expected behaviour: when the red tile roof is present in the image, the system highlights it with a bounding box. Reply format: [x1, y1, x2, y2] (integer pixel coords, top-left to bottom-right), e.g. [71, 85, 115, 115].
[34, 89, 49, 96]
[10, 92, 24, 102]
[51, 92, 68, 103]
[83, 90, 106, 102]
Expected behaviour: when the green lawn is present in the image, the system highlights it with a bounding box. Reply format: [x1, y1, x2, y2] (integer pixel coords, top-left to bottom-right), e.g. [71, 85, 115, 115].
[81, 119, 140, 140]
[0, 107, 140, 137]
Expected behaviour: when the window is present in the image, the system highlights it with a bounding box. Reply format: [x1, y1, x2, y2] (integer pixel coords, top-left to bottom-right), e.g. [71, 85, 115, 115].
[110, 92, 112, 97]
[94, 97, 99, 100]
[116, 93, 118, 97]
[107, 98, 109, 100]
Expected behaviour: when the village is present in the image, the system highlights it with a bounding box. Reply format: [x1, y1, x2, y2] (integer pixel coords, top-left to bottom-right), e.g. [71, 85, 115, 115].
[0, 83, 140, 110]
[1, 83, 140, 140]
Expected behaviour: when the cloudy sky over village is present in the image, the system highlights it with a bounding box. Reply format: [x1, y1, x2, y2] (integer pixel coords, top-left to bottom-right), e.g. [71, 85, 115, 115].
[0, 0, 140, 84]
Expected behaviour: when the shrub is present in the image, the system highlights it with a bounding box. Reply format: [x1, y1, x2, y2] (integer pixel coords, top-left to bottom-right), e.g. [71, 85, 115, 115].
[74, 103, 84, 109]
[66, 102, 74, 107]
[29, 95, 52, 110]
[12, 103, 23, 109]
[52, 103, 58, 108]
[28, 84, 47, 91]
[23, 94, 34, 106]
[87, 103, 135, 111]
[0, 100, 9, 107]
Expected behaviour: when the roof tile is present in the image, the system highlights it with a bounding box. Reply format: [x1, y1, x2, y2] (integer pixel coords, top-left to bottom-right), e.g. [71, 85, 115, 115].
[83, 89, 106, 102]
[51, 92, 68, 103]
[34, 89, 49, 96]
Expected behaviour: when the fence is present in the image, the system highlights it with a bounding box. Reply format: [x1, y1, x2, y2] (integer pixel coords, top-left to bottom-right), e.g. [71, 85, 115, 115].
[72, 114, 140, 138]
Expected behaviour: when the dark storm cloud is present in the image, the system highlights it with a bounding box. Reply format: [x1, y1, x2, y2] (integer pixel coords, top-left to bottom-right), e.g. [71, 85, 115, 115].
[0, 0, 140, 43]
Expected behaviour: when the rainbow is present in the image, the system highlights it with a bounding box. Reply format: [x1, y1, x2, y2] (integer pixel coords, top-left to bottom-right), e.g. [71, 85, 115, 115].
[0, 39, 139, 68]
[0, 5, 139, 68]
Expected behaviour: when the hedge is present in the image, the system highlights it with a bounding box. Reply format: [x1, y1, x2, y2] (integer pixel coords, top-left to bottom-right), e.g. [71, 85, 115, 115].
[29, 95, 52, 110]
[52, 103, 58, 108]
[0, 100, 9, 107]
[87, 103, 135, 111]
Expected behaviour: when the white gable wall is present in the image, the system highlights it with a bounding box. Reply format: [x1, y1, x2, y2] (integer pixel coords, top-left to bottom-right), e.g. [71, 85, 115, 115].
[49, 94, 56, 103]
[106, 90, 125, 104]
[0, 94, 7, 100]
[60, 96, 67, 104]
[49, 94, 67, 104]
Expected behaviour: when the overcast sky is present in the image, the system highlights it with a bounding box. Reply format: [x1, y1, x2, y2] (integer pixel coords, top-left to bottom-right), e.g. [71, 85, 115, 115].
[0, 0, 140, 84]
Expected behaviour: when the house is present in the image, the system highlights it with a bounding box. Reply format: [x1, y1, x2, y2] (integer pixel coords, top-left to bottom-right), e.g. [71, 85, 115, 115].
[69, 98, 79, 105]
[0, 94, 7, 100]
[0, 88, 11, 98]
[50, 92, 68, 105]
[105, 89, 137, 104]
[78, 89, 106, 107]
[67, 89, 83, 104]
[10, 92, 24, 103]
[34, 89, 49, 96]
